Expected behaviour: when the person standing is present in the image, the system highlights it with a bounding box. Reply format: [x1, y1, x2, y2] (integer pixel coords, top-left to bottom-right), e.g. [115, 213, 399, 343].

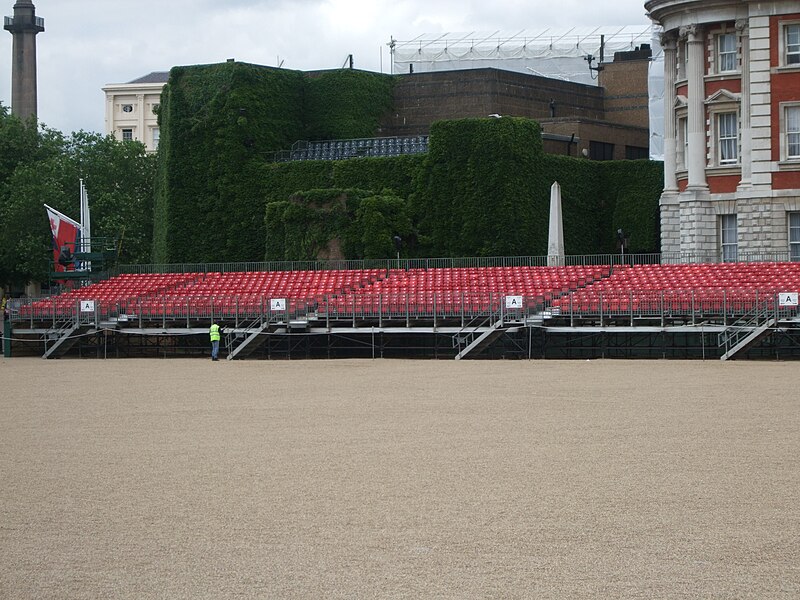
[209, 321, 221, 361]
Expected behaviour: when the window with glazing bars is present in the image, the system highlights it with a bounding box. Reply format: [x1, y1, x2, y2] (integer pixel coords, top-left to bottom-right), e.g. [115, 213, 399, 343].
[720, 214, 738, 262]
[787, 24, 800, 65]
[717, 33, 737, 72]
[718, 113, 738, 164]
[788, 106, 800, 159]
[790, 213, 800, 261]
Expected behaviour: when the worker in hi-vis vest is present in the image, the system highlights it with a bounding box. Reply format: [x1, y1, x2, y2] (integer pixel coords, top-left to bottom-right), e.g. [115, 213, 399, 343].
[209, 322, 221, 361]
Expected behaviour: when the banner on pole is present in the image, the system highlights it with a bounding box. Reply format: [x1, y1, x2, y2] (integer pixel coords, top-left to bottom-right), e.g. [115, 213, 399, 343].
[44, 204, 81, 273]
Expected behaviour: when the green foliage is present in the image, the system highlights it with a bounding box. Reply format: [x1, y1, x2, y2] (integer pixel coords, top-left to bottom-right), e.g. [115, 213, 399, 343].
[265, 188, 411, 261]
[604, 160, 664, 253]
[153, 61, 664, 264]
[155, 65, 399, 263]
[260, 160, 334, 202]
[332, 154, 424, 199]
[303, 70, 395, 140]
[0, 106, 155, 287]
[415, 118, 544, 256]
[153, 62, 307, 263]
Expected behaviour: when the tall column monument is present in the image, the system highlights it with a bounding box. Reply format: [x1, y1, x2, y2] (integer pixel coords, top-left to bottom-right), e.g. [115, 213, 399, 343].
[4, 0, 44, 121]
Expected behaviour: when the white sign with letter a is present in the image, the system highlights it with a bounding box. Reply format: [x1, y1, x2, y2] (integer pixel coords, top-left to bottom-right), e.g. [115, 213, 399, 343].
[505, 295, 523, 309]
[270, 298, 287, 311]
[779, 292, 798, 307]
[79, 300, 95, 312]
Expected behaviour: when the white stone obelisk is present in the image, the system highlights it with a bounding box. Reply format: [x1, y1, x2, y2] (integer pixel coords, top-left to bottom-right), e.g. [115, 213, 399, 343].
[547, 181, 564, 266]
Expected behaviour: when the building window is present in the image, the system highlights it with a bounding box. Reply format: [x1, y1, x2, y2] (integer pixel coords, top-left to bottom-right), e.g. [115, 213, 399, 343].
[152, 127, 160, 149]
[787, 24, 800, 65]
[676, 116, 688, 170]
[121, 128, 133, 142]
[717, 112, 738, 164]
[121, 104, 134, 114]
[788, 106, 800, 159]
[589, 141, 614, 161]
[677, 40, 688, 80]
[717, 33, 737, 72]
[720, 214, 738, 262]
[624, 146, 648, 160]
[790, 213, 800, 261]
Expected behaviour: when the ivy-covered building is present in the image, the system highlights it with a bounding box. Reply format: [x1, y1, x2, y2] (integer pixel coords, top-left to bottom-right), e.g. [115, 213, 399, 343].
[105, 48, 652, 161]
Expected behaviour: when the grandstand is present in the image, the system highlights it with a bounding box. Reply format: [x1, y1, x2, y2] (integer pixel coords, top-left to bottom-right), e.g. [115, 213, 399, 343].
[6, 257, 800, 360]
[269, 135, 430, 162]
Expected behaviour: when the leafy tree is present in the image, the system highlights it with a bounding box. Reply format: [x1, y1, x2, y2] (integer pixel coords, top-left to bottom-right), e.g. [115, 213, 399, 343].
[0, 106, 156, 288]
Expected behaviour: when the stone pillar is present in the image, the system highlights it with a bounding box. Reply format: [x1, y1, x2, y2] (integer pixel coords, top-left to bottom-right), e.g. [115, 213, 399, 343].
[737, 19, 752, 189]
[662, 32, 679, 193]
[683, 24, 708, 191]
[4, 1, 45, 122]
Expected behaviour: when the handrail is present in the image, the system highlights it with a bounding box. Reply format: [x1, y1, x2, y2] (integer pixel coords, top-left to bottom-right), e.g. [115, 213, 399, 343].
[718, 295, 776, 353]
[114, 251, 798, 275]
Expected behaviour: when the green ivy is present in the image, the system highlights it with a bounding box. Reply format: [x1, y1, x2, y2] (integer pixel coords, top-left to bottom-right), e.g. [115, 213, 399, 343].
[304, 70, 395, 140]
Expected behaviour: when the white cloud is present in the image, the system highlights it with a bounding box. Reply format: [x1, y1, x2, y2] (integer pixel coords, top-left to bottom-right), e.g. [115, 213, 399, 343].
[0, 0, 650, 134]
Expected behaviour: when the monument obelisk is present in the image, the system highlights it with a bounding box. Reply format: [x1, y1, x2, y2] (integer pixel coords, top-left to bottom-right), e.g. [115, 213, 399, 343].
[4, 0, 45, 121]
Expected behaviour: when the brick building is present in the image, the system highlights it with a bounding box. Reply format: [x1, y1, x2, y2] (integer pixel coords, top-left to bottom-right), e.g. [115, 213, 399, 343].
[380, 50, 652, 161]
[646, 0, 800, 261]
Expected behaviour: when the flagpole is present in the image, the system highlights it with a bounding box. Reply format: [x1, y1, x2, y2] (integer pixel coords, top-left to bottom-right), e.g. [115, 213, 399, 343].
[79, 179, 92, 271]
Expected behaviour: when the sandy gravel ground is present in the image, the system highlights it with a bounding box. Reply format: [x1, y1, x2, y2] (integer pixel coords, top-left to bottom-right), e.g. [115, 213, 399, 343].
[0, 357, 799, 599]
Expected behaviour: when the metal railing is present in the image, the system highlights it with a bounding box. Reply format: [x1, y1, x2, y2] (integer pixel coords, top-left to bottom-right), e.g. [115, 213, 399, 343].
[115, 252, 798, 276]
[116, 254, 661, 275]
[718, 295, 777, 355]
[12, 289, 799, 328]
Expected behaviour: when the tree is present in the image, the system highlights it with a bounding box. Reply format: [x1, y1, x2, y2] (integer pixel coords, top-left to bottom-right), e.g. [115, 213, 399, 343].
[0, 106, 156, 289]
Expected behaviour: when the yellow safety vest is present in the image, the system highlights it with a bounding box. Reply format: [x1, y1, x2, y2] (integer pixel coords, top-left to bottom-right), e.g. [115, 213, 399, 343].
[210, 323, 221, 341]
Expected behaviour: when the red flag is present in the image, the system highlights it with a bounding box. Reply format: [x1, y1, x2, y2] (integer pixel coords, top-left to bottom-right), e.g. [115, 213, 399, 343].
[45, 205, 81, 273]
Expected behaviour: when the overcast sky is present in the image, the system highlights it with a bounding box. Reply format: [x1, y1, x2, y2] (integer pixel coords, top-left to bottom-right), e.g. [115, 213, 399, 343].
[1, 0, 652, 135]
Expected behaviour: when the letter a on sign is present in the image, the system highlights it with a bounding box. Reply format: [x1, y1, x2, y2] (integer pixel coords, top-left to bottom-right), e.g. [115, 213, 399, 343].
[505, 295, 523, 309]
[779, 292, 798, 307]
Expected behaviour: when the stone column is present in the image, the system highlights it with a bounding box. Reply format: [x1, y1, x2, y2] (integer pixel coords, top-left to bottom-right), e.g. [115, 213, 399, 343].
[683, 24, 708, 191]
[4, 0, 45, 122]
[661, 32, 679, 192]
[736, 19, 752, 189]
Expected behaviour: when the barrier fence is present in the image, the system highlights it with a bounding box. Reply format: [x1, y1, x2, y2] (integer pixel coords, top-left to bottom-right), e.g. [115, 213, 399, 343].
[113, 252, 797, 276]
[11, 290, 799, 328]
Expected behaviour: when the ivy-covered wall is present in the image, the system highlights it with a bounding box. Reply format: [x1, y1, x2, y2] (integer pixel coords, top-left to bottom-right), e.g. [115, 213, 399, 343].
[154, 60, 661, 263]
[265, 189, 411, 261]
[260, 119, 662, 261]
[153, 63, 396, 263]
[304, 70, 395, 140]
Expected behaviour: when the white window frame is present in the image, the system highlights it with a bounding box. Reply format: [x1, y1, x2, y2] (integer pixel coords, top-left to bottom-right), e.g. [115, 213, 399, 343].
[720, 214, 738, 263]
[788, 106, 800, 160]
[716, 112, 739, 165]
[716, 32, 738, 73]
[151, 127, 160, 150]
[121, 128, 134, 142]
[790, 212, 800, 261]
[676, 114, 688, 171]
[778, 102, 800, 164]
[782, 22, 800, 67]
[677, 39, 688, 80]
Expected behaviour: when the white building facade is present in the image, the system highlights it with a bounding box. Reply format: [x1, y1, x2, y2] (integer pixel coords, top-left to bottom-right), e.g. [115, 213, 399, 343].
[102, 72, 168, 153]
[645, 0, 800, 261]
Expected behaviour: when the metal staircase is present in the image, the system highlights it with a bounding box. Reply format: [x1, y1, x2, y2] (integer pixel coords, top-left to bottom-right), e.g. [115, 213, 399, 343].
[42, 318, 84, 359]
[718, 300, 776, 361]
[453, 305, 506, 360]
[225, 317, 273, 360]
